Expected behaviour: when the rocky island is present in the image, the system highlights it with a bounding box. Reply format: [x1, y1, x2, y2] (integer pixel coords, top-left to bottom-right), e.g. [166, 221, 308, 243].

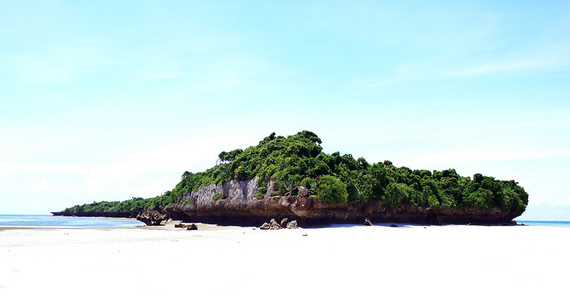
[53, 131, 528, 226]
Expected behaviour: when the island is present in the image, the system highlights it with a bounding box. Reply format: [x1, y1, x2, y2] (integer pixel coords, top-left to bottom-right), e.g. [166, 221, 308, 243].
[53, 131, 528, 226]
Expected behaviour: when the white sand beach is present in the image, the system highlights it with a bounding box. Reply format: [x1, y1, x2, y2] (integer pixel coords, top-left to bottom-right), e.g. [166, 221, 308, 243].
[1, 224, 569, 296]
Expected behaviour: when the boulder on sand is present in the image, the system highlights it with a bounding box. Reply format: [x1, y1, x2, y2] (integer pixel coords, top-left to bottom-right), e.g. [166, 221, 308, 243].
[136, 210, 169, 226]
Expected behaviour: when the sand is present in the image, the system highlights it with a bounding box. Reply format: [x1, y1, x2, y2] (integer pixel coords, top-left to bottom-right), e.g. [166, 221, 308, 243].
[1, 223, 569, 296]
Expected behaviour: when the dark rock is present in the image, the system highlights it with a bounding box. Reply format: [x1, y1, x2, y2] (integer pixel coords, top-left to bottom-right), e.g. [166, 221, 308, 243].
[136, 210, 169, 226]
[363, 218, 373, 226]
[390, 224, 398, 228]
[186, 223, 198, 230]
[280, 218, 289, 228]
[286, 220, 298, 229]
[174, 223, 186, 228]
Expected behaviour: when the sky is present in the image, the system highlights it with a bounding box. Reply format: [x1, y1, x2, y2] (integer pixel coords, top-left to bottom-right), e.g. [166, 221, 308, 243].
[1, 0, 569, 220]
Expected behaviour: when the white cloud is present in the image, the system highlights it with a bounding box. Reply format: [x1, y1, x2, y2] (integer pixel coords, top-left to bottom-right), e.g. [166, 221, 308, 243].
[1, 44, 101, 85]
[402, 148, 570, 168]
[449, 58, 564, 78]
[25, 177, 50, 192]
[356, 43, 570, 88]
[139, 63, 184, 80]
[0, 130, 267, 207]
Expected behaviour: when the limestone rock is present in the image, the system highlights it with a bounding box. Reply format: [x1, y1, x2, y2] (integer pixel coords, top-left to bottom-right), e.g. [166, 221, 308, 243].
[270, 218, 282, 230]
[136, 210, 169, 226]
[286, 220, 298, 229]
[168, 177, 522, 227]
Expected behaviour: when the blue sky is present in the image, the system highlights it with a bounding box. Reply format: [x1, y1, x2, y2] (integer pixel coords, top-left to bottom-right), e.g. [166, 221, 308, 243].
[1, 1, 569, 220]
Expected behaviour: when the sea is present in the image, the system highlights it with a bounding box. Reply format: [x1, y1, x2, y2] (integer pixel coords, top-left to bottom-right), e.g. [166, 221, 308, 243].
[517, 220, 570, 227]
[0, 214, 568, 228]
[0, 214, 145, 229]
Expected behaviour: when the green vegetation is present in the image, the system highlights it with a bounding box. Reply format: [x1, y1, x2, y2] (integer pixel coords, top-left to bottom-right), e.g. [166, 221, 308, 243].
[59, 131, 528, 216]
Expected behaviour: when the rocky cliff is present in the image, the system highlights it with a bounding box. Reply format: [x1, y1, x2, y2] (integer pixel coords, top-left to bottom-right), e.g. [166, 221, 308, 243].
[165, 177, 518, 226]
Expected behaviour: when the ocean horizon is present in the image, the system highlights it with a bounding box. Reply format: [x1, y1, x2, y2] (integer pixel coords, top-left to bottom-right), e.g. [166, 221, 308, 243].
[0, 214, 144, 228]
[0, 214, 568, 228]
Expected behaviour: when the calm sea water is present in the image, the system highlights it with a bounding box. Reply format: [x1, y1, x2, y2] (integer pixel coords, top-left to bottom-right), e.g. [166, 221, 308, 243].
[0, 215, 567, 228]
[517, 220, 570, 227]
[0, 215, 144, 228]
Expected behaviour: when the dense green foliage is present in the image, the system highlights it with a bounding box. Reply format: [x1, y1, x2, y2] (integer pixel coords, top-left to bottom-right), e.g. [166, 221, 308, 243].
[60, 131, 528, 215]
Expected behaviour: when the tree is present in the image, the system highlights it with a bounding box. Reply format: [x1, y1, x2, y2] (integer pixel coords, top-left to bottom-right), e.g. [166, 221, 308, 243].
[218, 149, 243, 163]
[295, 130, 322, 144]
[317, 175, 348, 204]
[58, 131, 529, 217]
[464, 188, 493, 210]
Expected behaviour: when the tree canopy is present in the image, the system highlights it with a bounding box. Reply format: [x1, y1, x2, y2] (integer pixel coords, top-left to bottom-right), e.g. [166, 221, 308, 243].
[59, 131, 528, 216]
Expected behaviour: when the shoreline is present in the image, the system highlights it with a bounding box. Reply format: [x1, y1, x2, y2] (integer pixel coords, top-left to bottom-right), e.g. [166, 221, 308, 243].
[0, 218, 551, 232]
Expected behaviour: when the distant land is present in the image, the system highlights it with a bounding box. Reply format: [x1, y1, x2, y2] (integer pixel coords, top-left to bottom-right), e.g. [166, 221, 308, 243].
[53, 131, 528, 226]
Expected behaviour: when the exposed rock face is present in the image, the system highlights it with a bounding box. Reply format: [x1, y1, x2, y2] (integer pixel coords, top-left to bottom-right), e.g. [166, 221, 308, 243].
[136, 210, 169, 226]
[165, 177, 521, 227]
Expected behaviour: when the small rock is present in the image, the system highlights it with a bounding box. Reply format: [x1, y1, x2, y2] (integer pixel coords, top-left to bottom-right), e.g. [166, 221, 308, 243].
[363, 218, 373, 226]
[186, 224, 198, 231]
[286, 220, 298, 229]
[302, 233, 308, 237]
[390, 224, 398, 228]
[260, 222, 271, 230]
